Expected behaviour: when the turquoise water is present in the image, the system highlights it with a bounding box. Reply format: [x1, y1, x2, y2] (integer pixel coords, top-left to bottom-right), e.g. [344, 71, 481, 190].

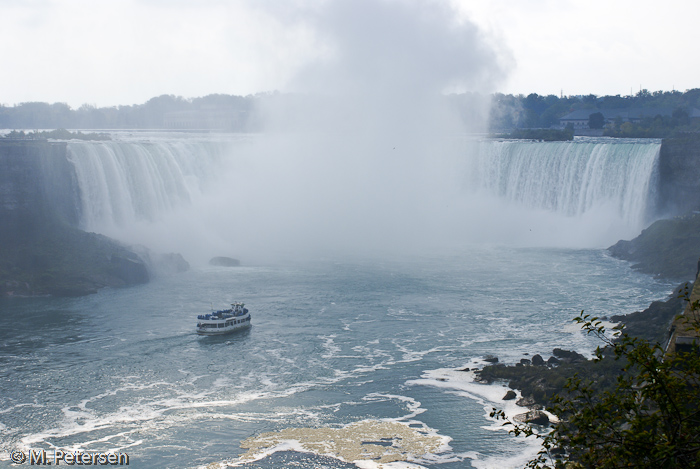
[0, 247, 672, 468]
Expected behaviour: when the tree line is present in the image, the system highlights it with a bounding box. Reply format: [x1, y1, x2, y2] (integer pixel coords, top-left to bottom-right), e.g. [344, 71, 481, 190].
[489, 88, 700, 130]
[0, 94, 258, 131]
[2, 88, 700, 133]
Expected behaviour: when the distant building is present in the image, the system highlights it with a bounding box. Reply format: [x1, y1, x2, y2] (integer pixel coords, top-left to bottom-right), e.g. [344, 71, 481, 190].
[559, 107, 700, 129]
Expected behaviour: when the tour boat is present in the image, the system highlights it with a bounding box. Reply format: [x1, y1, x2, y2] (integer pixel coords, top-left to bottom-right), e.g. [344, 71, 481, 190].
[196, 302, 251, 335]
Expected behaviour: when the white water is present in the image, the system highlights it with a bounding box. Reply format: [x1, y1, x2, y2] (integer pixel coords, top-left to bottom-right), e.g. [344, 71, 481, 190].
[65, 134, 661, 261]
[469, 139, 660, 225]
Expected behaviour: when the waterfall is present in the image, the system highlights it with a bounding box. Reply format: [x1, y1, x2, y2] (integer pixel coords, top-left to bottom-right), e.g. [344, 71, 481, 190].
[64, 134, 662, 256]
[467, 139, 661, 228]
[67, 136, 241, 232]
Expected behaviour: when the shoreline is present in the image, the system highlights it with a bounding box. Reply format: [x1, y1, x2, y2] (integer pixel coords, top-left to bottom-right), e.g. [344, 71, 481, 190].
[472, 278, 691, 416]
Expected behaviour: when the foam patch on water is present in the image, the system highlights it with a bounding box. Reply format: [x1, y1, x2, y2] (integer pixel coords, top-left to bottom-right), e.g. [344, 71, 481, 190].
[226, 419, 450, 468]
[200, 392, 465, 469]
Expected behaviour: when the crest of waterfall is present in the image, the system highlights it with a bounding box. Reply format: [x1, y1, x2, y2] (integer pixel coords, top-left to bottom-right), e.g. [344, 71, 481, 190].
[467, 139, 661, 228]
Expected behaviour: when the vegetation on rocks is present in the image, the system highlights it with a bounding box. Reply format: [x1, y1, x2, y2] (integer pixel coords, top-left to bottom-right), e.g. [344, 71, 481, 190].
[476, 284, 688, 407]
[491, 308, 700, 468]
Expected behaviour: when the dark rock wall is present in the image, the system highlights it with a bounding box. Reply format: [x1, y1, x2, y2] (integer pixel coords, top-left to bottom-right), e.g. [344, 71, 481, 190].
[657, 133, 700, 216]
[0, 140, 80, 243]
[0, 140, 148, 297]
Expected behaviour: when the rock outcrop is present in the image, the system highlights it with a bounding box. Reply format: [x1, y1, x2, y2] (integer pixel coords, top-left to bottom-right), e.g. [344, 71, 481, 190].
[657, 133, 700, 216]
[0, 140, 149, 297]
[608, 213, 700, 280]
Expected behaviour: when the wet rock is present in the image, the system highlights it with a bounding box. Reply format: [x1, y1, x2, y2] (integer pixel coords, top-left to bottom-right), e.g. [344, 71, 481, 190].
[483, 355, 499, 363]
[520, 358, 531, 366]
[552, 348, 586, 362]
[502, 390, 517, 400]
[110, 253, 149, 285]
[516, 396, 536, 407]
[531, 354, 545, 366]
[547, 356, 560, 366]
[514, 410, 550, 426]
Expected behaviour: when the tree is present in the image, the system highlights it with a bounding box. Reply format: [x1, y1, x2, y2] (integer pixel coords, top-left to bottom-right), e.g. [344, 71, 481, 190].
[492, 307, 700, 468]
[588, 112, 606, 129]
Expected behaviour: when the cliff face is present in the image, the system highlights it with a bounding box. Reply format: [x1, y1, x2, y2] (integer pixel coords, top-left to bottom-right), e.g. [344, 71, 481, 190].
[657, 133, 700, 216]
[608, 212, 700, 281]
[0, 140, 79, 243]
[0, 140, 148, 297]
[608, 134, 700, 280]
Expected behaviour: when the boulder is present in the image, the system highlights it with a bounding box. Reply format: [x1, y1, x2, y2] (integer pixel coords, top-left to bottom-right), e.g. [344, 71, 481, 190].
[552, 348, 586, 362]
[514, 410, 550, 426]
[502, 390, 517, 400]
[531, 354, 545, 366]
[516, 396, 536, 407]
[483, 355, 499, 363]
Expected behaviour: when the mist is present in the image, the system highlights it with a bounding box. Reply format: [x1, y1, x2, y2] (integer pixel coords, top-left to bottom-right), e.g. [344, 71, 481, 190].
[77, 1, 656, 265]
[184, 0, 508, 261]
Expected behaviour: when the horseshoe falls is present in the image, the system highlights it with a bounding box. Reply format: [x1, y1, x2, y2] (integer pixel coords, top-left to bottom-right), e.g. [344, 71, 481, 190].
[0, 133, 671, 469]
[65, 134, 661, 259]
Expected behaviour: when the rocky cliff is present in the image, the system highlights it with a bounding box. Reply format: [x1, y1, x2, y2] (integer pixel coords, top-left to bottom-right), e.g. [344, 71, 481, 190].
[608, 213, 700, 281]
[657, 133, 700, 216]
[0, 139, 149, 297]
[608, 134, 700, 281]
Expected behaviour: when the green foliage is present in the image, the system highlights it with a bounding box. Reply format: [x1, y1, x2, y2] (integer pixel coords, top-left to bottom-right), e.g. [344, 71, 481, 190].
[491, 311, 700, 468]
[0, 93, 257, 130]
[488, 88, 700, 131]
[587, 112, 605, 129]
[603, 106, 698, 138]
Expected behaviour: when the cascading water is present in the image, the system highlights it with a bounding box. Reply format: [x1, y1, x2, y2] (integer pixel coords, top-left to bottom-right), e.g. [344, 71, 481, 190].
[64, 133, 662, 257]
[468, 138, 660, 228]
[67, 135, 241, 232]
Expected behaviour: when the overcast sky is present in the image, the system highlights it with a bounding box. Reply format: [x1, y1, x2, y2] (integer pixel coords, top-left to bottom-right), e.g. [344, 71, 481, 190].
[1, 0, 698, 108]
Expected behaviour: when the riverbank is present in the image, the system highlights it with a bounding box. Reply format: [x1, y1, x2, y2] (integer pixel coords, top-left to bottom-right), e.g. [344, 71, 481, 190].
[474, 279, 690, 411]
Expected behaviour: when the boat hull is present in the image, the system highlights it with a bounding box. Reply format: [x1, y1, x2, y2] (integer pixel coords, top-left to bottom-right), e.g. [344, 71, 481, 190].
[196, 322, 252, 335]
[196, 312, 252, 335]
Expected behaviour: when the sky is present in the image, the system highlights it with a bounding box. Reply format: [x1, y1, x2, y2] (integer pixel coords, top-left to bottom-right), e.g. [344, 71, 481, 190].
[1, 0, 698, 108]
